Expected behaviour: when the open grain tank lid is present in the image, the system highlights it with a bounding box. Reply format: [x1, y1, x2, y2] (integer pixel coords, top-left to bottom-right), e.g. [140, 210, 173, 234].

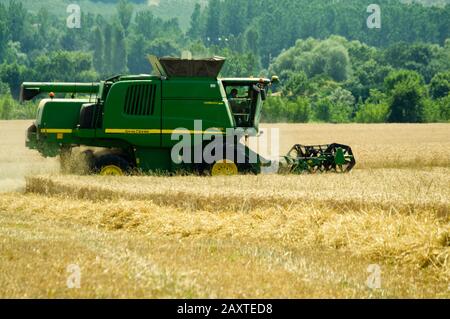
[149, 55, 225, 78]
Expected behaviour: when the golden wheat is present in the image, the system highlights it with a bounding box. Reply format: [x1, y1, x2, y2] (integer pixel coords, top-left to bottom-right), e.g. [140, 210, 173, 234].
[0, 190, 448, 297]
[24, 169, 450, 269]
[262, 123, 450, 169]
[0, 120, 449, 298]
[26, 168, 450, 213]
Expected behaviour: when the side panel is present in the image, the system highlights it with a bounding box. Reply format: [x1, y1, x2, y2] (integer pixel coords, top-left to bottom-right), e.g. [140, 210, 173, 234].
[161, 79, 234, 148]
[162, 78, 223, 100]
[38, 99, 88, 129]
[135, 147, 172, 171]
[37, 99, 89, 143]
[101, 80, 162, 147]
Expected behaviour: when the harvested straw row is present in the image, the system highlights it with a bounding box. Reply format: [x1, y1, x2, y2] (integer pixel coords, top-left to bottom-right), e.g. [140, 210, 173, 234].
[1, 192, 449, 275]
[26, 169, 450, 215]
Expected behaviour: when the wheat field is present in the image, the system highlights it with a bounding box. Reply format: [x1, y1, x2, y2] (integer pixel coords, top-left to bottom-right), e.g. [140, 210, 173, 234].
[0, 120, 449, 298]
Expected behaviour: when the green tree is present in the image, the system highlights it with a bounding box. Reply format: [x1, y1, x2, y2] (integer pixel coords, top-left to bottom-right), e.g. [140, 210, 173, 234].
[314, 98, 333, 122]
[128, 34, 147, 74]
[327, 87, 355, 123]
[355, 103, 389, 123]
[112, 24, 128, 74]
[282, 71, 308, 98]
[422, 98, 442, 122]
[92, 27, 105, 75]
[32, 51, 97, 83]
[133, 11, 158, 40]
[0, 94, 13, 119]
[430, 71, 450, 99]
[0, 81, 9, 95]
[324, 46, 351, 82]
[245, 29, 260, 54]
[187, 3, 202, 40]
[0, 62, 26, 98]
[117, 0, 134, 32]
[218, 50, 261, 77]
[205, 0, 221, 44]
[145, 38, 180, 59]
[103, 25, 113, 75]
[346, 59, 393, 101]
[437, 95, 450, 121]
[7, 0, 26, 43]
[0, 3, 9, 60]
[288, 97, 311, 123]
[261, 96, 286, 122]
[269, 37, 351, 83]
[385, 69, 424, 92]
[382, 42, 442, 82]
[223, 0, 245, 36]
[384, 70, 427, 122]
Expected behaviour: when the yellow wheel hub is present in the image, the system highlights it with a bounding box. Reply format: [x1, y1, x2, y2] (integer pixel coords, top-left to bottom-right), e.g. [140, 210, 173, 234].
[100, 165, 123, 176]
[211, 160, 238, 176]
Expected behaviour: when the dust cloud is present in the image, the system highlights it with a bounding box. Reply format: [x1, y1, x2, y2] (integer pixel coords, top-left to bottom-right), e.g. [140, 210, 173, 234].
[0, 120, 59, 192]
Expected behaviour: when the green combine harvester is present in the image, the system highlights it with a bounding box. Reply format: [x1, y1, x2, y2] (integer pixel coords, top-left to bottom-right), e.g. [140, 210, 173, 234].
[21, 56, 355, 176]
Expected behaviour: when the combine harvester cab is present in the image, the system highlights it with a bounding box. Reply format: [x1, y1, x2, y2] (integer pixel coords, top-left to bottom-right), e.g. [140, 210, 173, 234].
[21, 55, 355, 176]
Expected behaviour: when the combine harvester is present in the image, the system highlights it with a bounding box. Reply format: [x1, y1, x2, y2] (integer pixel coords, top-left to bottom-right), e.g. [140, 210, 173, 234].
[21, 56, 355, 176]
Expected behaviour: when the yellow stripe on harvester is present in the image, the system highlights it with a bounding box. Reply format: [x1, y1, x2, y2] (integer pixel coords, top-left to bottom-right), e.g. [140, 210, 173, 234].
[204, 101, 224, 105]
[40, 129, 73, 134]
[162, 129, 224, 135]
[105, 129, 160, 134]
[105, 129, 225, 135]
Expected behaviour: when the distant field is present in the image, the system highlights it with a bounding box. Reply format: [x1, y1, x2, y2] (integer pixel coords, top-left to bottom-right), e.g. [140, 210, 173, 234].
[0, 120, 449, 298]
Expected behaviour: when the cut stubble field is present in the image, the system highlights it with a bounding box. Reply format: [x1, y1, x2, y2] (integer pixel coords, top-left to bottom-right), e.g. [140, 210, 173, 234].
[0, 120, 449, 298]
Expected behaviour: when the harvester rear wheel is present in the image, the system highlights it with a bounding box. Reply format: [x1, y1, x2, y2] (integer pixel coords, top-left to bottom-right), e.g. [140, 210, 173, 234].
[211, 159, 239, 176]
[94, 154, 131, 176]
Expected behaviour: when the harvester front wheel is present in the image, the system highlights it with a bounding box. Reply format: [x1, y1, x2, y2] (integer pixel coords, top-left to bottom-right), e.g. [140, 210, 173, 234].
[210, 159, 239, 176]
[94, 154, 131, 176]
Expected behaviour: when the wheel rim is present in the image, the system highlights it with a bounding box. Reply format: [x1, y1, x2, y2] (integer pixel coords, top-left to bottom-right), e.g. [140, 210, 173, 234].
[100, 165, 123, 176]
[211, 160, 238, 176]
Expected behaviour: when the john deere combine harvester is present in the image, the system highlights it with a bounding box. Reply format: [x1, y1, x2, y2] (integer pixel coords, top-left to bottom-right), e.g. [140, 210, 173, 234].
[21, 56, 355, 176]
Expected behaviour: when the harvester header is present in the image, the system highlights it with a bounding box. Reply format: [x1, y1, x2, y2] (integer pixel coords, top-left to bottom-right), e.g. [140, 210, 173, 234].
[22, 55, 355, 176]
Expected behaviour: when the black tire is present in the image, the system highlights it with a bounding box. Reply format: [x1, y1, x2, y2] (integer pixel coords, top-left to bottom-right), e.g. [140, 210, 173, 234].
[94, 153, 131, 175]
[238, 163, 259, 175]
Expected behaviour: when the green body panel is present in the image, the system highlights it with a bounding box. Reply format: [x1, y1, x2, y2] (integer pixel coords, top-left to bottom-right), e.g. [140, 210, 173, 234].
[33, 99, 90, 150]
[100, 80, 162, 148]
[37, 99, 88, 129]
[161, 99, 233, 148]
[135, 148, 172, 171]
[162, 78, 223, 99]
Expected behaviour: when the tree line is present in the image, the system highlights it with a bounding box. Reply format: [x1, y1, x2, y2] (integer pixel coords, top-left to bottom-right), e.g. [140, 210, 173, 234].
[263, 36, 450, 123]
[0, 0, 449, 122]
